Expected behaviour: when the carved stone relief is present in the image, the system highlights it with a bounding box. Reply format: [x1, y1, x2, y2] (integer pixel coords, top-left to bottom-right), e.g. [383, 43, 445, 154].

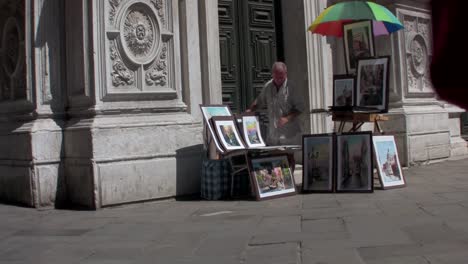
[401, 11, 433, 95]
[105, 0, 173, 96]
[0, 0, 26, 102]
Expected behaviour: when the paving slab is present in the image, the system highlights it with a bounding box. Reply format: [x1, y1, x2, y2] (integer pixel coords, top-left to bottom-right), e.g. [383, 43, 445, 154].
[0, 157, 468, 263]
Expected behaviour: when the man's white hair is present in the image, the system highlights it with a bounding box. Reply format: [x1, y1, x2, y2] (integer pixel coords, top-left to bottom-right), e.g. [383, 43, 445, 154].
[272, 61, 287, 72]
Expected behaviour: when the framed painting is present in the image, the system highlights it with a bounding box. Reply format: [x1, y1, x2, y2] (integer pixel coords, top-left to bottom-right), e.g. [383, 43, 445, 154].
[336, 131, 373, 193]
[372, 135, 405, 189]
[356, 56, 390, 112]
[302, 134, 334, 193]
[249, 155, 296, 200]
[199, 104, 233, 152]
[343, 20, 375, 75]
[332, 75, 355, 109]
[211, 116, 246, 151]
[241, 113, 266, 148]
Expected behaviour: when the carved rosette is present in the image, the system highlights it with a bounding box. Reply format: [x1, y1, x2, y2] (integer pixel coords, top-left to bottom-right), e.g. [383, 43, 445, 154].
[403, 14, 432, 94]
[0, 0, 25, 101]
[123, 10, 155, 62]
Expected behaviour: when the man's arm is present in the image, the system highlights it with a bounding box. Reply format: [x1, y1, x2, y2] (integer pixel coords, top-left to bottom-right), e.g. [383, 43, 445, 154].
[246, 99, 258, 112]
[277, 110, 301, 127]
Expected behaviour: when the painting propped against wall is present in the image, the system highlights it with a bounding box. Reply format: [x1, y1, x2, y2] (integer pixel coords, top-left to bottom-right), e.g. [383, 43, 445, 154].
[372, 135, 405, 189]
[336, 131, 373, 192]
[302, 134, 334, 193]
[249, 155, 296, 200]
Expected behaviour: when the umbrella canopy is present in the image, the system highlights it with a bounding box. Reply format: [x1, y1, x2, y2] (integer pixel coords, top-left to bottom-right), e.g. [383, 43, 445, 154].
[308, 1, 404, 37]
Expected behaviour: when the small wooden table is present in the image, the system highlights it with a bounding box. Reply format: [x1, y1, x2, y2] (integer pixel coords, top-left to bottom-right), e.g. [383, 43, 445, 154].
[332, 111, 389, 133]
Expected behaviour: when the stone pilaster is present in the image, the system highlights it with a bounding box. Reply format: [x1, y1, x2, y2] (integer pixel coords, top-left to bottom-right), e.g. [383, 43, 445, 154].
[376, 1, 466, 165]
[64, 0, 204, 209]
[198, 0, 222, 105]
[302, 0, 334, 134]
[0, 0, 66, 207]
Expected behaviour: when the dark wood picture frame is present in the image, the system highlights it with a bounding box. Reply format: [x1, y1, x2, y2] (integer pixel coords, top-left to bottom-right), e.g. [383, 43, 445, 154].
[199, 104, 233, 153]
[332, 75, 356, 110]
[302, 133, 334, 193]
[211, 116, 246, 151]
[343, 20, 375, 75]
[355, 56, 390, 113]
[372, 135, 406, 189]
[335, 131, 373, 193]
[248, 154, 296, 200]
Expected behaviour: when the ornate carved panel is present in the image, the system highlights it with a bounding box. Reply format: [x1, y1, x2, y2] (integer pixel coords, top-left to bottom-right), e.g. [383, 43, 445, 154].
[249, 4, 274, 28]
[250, 30, 275, 82]
[101, 0, 177, 100]
[219, 28, 238, 83]
[0, 0, 26, 102]
[397, 9, 433, 97]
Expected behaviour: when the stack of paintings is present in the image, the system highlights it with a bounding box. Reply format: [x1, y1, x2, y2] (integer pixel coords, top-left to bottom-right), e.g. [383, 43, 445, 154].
[330, 20, 390, 113]
[302, 132, 374, 193]
[302, 132, 405, 192]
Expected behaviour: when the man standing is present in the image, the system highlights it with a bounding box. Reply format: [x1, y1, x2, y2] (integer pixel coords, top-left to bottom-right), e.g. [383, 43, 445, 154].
[246, 62, 305, 146]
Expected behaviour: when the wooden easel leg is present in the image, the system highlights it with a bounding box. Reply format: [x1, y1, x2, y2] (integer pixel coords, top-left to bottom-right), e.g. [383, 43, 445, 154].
[338, 121, 345, 132]
[374, 121, 384, 134]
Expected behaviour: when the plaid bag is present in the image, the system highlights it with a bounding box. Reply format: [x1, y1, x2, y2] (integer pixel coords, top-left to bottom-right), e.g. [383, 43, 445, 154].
[200, 159, 232, 200]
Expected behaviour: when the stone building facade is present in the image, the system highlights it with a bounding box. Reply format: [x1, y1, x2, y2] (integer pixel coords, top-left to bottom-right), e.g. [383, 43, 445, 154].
[0, 0, 466, 209]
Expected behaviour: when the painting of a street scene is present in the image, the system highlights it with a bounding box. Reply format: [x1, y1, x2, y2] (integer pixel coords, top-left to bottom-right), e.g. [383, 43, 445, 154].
[336, 132, 373, 192]
[250, 155, 296, 199]
[373, 135, 405, 188]
[358, 64, 384, 106]
[302, 134, 333, 192]
[334, 78, 354, 107]
[242, 115, 266, 147]
[356, 57, 389, 112]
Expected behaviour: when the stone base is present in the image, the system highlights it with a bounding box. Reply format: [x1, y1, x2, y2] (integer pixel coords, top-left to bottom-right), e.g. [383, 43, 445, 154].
[0, 119, 64, 208]
[65, 113, 204, 209]
[379, 106, 452, 167]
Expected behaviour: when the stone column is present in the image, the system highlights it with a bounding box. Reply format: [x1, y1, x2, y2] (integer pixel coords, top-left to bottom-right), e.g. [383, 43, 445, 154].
[302, 0, 334, 134]
[378, 1, 459, 166]
[0, 0, 66, 207]
[198, 0, 222, 105]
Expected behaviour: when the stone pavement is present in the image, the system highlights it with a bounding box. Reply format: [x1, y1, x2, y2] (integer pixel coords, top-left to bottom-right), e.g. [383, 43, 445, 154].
[2, 158, 468, 264]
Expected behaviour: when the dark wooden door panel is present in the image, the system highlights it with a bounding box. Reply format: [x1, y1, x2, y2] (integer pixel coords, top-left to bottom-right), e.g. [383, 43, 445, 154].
[218, 0, 282, 113]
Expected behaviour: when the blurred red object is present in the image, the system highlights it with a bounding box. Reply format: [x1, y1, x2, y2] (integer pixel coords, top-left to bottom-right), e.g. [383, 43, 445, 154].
[430, 0, 468, 110]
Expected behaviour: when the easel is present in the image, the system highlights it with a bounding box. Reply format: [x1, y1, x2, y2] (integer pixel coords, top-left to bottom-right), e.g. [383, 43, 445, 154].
[332, 111, 389, 134]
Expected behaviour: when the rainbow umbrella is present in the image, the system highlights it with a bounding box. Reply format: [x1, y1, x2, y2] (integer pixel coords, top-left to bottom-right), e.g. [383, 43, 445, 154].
[308, 1, 404, 37]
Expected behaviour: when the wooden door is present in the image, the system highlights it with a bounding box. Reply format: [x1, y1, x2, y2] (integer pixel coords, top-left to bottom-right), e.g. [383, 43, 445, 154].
[218, 0, 283, 113]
